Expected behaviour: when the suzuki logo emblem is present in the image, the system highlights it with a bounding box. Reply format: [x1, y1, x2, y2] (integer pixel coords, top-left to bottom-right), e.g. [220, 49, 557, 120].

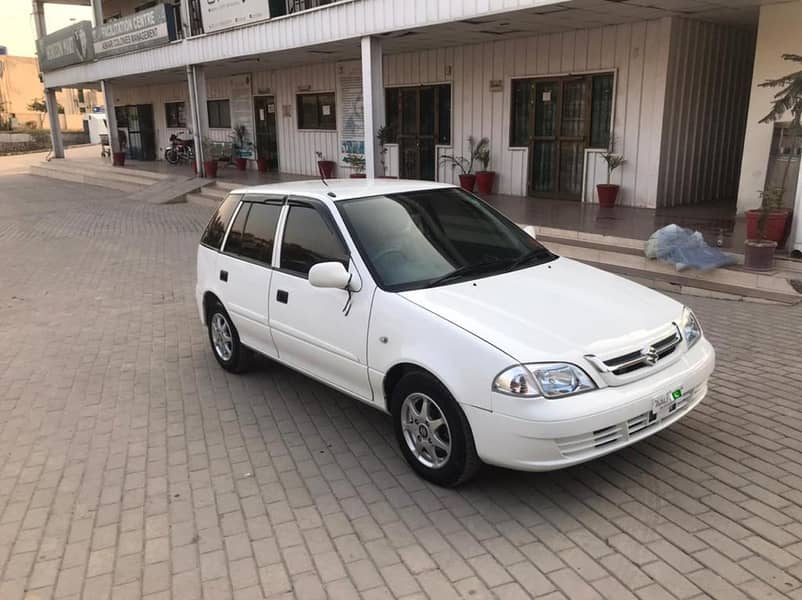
[641, 346, 659, 366]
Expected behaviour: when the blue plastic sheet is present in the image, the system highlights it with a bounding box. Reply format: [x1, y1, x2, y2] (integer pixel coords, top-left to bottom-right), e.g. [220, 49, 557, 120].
[645, 225, 736, 272]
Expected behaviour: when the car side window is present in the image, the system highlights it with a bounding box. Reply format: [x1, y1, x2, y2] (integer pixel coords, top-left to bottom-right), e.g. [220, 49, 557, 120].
[223, 202, 250, 256]
[201, 193, 240, 249]
[232, 202, 283, 265]
[279, 204, 348, 277]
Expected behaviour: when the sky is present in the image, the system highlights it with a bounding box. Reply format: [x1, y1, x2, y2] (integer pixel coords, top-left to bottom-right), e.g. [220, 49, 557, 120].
[1, 0, 93, 57]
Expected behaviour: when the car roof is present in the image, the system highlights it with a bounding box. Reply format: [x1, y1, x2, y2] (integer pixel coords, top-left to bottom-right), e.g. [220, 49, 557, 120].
[228, 178, 456, 202]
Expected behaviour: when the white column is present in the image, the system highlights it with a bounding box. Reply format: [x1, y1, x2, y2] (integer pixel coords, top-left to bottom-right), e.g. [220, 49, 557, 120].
[361, 36, 385, 178]
[32, 0, 65, 159]
[101, 80, 120, 154]
[90, 0, 103, 26]
[790, 156, 802, 257]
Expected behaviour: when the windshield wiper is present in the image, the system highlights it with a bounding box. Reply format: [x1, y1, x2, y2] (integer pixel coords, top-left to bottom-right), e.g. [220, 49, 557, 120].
[426, 260, 506, 288]
[507, 247, 555, 270]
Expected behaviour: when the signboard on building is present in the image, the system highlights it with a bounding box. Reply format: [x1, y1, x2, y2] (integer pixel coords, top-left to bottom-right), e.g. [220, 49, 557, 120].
[230, 75, 256, 160]
[36, 21, 94, 72]
[93, 4, 177, 59]
[200, 0, 270, 33]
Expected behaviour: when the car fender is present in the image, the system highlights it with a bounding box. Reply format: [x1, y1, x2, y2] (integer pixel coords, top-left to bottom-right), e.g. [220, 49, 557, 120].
[367, 289, 517, 412]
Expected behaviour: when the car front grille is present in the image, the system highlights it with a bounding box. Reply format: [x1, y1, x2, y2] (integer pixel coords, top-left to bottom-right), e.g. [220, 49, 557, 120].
[555, 386, 696, 458]
[601, 328, 682, 376]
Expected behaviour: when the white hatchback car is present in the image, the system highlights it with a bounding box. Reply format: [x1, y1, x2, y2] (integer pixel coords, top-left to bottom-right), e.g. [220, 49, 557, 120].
[196, 180, 715, 486]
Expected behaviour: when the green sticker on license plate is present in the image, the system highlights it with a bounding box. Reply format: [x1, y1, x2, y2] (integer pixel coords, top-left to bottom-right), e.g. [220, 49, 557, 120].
[671, 389, 683, 401]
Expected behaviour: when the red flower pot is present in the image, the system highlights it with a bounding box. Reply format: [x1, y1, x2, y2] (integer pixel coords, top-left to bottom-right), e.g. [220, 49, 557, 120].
[203, 160, 218, 178]
[318, 160, 335, 178]
[458, 174, 476, 192]
[349, 174, 367, 178]
[745, 209, 790, 245]
[256, 158, 269, 173]
[597, 184, 620, 208]
[475, 171, 495, 194]
[378, 175, 398, 179]
[234, 157, 247, 171]
[112, 151, 126, 166]
[193, 161, 197, 174]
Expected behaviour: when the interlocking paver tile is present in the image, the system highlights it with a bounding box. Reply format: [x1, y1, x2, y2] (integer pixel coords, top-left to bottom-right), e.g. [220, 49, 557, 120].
[4, 174, 802, 599]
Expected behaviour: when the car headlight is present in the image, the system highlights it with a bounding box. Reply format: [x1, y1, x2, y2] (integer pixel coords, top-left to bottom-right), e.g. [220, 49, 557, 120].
[493, 363, 597, 399]
[681, 308, 702, 348]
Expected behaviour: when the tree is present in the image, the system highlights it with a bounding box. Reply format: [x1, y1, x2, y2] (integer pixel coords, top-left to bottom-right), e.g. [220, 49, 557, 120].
[27, 97, 65, 114]
[760, 54, 802, 128]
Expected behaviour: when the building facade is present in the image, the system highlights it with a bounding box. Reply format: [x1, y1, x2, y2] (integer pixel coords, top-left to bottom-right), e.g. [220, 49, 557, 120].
[32, 0, 802, 249]
[0, 55, 100, 131]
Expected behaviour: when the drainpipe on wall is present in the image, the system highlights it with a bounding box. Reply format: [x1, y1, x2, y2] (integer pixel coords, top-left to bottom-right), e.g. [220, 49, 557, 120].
[187, 65, 204, 176]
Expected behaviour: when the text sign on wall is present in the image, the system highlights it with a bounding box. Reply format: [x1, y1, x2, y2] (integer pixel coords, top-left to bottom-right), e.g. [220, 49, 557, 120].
[230, 75, 256, 160]
[93, 4, 177, 59]
[200, 0, 270, 33]
[338, 62, 364, 158]
[36, 21, 94, 72]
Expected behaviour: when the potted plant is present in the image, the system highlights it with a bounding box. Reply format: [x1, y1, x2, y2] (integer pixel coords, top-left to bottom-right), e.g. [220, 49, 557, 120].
[202, 138, 218, 178]
[745, 188, 781, 271]
[377, 125, 396, 178]
[316, 151, 335, 178]
[475, 142, 495, 194]
[256, 157, 269, 173]
[112, 129, 128, 166]
[597, 150, 625, 207]
[343, 153, 366, 178]
[230, 125, 250, 171]
[440, 136, 489, 192]
[748, 54, 802, 245]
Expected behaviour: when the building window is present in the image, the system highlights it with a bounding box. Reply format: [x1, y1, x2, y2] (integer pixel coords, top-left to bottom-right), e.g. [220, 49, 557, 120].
[207, 100, 230, 129]
[510, 73, 614, 149]
[165, 102, 187, 128]
[384, 85, 451, 145]
[296, 93, 336, 130]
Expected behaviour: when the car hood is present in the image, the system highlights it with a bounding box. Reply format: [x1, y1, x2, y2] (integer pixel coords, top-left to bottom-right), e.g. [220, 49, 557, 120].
[400, 257, 684, 363]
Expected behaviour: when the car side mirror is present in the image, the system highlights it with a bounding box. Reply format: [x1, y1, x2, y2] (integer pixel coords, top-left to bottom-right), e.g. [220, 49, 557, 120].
[309, 261, 351, 289]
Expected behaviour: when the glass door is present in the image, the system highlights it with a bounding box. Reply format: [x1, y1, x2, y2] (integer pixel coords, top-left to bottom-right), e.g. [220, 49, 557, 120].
[390, 85, 451, 181]
[254, 96, 279, 170]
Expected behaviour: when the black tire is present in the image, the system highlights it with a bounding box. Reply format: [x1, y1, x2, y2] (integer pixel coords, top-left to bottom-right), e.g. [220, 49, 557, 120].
[391, 371, 481, 487]
[165, 148, 179, 165]
[207, 302, 250, 373]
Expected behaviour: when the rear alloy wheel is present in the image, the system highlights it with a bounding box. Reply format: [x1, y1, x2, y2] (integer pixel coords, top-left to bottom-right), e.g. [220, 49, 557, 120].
[392, 372, 480, 487]
[207, 303, 249, 373]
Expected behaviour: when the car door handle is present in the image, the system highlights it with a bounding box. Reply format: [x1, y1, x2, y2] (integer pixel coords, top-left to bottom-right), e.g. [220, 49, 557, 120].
[219, 270, 228, 282]
[276, 289, 288, 304]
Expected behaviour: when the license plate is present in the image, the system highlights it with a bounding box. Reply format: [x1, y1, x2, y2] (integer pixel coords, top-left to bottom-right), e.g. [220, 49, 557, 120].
[653, 388, 683, 420]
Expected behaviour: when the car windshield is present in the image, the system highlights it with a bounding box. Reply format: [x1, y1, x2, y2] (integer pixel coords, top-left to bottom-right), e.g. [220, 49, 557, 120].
[337, 188, 556, 291]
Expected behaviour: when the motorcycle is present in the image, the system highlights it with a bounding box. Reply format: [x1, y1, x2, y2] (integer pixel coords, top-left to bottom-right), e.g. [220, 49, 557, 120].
[165, 133, 195, 165]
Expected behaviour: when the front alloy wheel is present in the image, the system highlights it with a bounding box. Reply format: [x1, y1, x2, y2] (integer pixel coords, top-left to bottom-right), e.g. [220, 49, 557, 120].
[392, 372, 480, 487]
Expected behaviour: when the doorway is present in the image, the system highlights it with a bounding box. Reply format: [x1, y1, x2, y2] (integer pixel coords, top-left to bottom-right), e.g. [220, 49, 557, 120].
[386, 84, 451, 181]
[254, 95, 279, 171]
[511, 73, 613, 199]
[114, 104, 156, 161]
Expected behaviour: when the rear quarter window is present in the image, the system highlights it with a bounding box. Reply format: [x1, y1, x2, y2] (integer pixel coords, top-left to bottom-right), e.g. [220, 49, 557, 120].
[201, 194, 241, 249]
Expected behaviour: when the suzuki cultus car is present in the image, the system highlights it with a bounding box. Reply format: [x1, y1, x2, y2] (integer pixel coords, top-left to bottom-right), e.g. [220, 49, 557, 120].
[196, 180, 715, 486]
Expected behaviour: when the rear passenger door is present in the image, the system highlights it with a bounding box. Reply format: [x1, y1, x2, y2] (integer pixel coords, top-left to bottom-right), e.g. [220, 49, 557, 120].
[217, 195, 284, 358]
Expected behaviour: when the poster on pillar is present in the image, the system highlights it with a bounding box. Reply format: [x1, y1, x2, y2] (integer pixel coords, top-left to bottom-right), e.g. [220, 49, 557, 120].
[230, 75, 256, 160]
[337, 61, 365, 169]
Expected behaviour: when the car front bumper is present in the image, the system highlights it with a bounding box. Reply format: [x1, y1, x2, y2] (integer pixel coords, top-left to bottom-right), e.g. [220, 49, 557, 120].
[465, 338, 715, 471]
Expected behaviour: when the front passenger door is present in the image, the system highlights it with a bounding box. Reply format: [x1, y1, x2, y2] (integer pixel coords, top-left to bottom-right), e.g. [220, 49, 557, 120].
[268, 199, 373, 401]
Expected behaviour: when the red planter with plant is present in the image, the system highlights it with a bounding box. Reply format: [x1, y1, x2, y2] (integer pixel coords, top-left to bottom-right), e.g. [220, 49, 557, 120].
[343, 153, 366, 178]
[234, 157, 248, 171]
[458, 174, 476, 192]
[441, 136, 489, 195]
[597, 150, 625, 207]
[256, 158, 269, 173]
[203, 160, 218, 178]
[350, 174, 367, 179]
[597, 184, 620, 208]
[112, 151, 126, 166]
[746, 209, 790, 244]
[475, 171, 495, 194]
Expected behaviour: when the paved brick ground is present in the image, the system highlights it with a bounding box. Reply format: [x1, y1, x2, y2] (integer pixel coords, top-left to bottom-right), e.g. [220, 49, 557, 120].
[2, 173, 802, 600]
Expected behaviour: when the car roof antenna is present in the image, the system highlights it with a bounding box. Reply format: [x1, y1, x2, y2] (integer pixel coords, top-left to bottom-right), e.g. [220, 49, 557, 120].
[318, 163, 329, 187]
